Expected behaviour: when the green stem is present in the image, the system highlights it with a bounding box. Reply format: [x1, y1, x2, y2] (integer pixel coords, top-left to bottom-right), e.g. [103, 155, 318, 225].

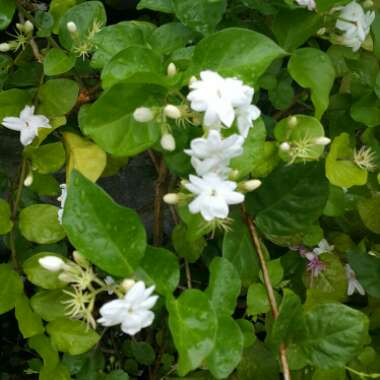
[346, 367, 380, 379]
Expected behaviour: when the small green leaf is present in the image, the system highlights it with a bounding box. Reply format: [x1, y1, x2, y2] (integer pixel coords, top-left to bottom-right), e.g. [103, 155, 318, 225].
[236, 319, 256, 348]
[0, 198, 12, 234]
[19, 204, 66, 244]
[205, 257, 241, 315]
[31, 289, 69, 321]
[0, 0, 16, 30]
[47, 318, 100, 355]
[29, 334, 60, 371]
[0, 263, 23, 314]
[288, 48, 335, 119]
[246, 282, 270, 315]
[167, 289, 217, 376]
[351, 93, 380, 127]
[28, 142, 66, 174]
[0, 89, 32, 121]
[131, 341, 155, 366]
[63, 171, 147, 277]
[260, 258, 283, 287]
[358, 196, 380, 234]
[137, 0, 173, 13]
[43, 48, 76, 76]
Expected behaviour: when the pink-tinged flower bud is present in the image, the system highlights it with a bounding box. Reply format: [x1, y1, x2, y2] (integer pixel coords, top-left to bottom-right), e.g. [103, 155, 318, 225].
[66, 21, 78, 33]
[38, 256, 66, 272]
[314, 136, 331, 146]
[160, 133, 176, 151]
[163, 193, 180, 205]
[280, 142, 291, 151]
[242, 179, 262, 192]
[167, 62, 177, 77]
[133, 107, 154, 123]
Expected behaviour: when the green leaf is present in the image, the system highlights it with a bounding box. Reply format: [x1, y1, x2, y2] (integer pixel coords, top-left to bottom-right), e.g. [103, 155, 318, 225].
[131, 341, 155, 366]
[38, 79, 79, 117]
[43, 48, 76, 76]
[0, 198, 12, 234]
[205, 257, 241, 315]
[19, 204, 66, 244]
[167, 289, 217, 376]
[27, 142, 66, 174]
[137, 246, 180, 295]
[79, 83, 165, 156]
[315, 0, 351, 12]
[105, 370, 130, 380]
[49, 0, 76, 34]
[351, 93, 380, 127]
[58, 1, 107, 50]
[47, 318, 100, 355]
[30, 173, 60, 197]
[0, 88, 32, 121]
[357, 196, 380, 234]
[63, 171, 147, 277]
[40, 363, 71, 380]
[189, 28, 285, 85]
[137, 0, 173, 13]
[15, 292, 45, 338]
[206, 315, 244, 379]
[272, 9, 322, 51]
[172, 0, 226, 35]
[222, 214, 260, 287]
[260, 258, 283, 287]
[29, 334, 60, 371]
[297, 303, 369, 368]
[312, 368, 346, 380]
[23, 253, 67, 290]
[288, 48, 335, 119]
[31, 289, 69, 321]
[0, 263, 23, 314]
[326, 133, 367, 188]
[347, 251, 380, 298]
[247, 162, 329, 236]
[236, 319, 256, 348]
[63, 132, 107, 183]
[246, 283, 270, 315]
[0, 0, 16, 30]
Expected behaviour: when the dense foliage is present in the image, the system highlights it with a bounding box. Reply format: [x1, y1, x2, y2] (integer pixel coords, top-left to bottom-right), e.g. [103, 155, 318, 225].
[1, 0, 380, 379]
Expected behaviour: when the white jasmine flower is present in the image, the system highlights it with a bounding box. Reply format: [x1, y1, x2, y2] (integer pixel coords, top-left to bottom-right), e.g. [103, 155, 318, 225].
[345, 264, 365, 296]
[185, 130, 244, 176]
[335, 1, 375, 52]
[187, 71, 253, 129]
[313, 239, 334, 255]
[295, 0, 316, 11]
[39, 256, 68, 272]
[164, 104, 181, 119]
[97, 281, 158, 336]
[57, 184, 67, 224]
[160, 133, 176, 151]
[2, 105, 51, 146]
[235, 104, 261, 138]
[185, 173, 244, 221]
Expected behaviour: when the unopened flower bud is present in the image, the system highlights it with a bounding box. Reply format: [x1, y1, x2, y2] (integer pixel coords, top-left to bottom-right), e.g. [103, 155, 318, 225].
[16, 23, 24, 31]
[121, 278, 136, 291]
[0, 43, 10, 52]
[229, 169, 240, 180]
[280, 142, 291, 151]
[314, 136, 331, 146]
[24, 20, 34, 33]
[242, 179, 262, 192]
[160, 133, 176, 151]
[163, 193, 180, 205]
[167, 62, 177, 77]
[66, 21, 78, 33]
[58, 272, 76, 283]
[24, 172, 33, 187]
[363, 0, 373, 8]
[133, 107, 154, 123]
[164, 104, 181, 119]
[73, 251, 88, 267]
[288, 116, 298, 127]
[39, 256, 66, 272]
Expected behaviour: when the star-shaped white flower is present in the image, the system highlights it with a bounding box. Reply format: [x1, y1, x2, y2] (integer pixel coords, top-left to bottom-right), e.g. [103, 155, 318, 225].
[235, 104, 261, 138]
[185, 130, 244, 176]
[185, 173, 244, 221]
[97, 281, 158, 336]
[345, 264, 365, 296]
[312, 239, 334, 256]
[2, 105, 51, 146]
[295, 0, 316, 11]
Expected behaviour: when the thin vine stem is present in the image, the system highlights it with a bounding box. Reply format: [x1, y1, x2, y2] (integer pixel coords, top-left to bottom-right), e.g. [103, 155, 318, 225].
[241, 204, 291, 380]
[346, 367, 380, 379]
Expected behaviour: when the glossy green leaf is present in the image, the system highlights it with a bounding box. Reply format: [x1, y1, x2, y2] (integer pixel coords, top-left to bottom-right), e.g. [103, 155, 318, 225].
[0, 0, 16, 30]
[23, 253, 67, 290]
[15, 292, 44, 338]
[31, 289, 69, 321]
[0, 264, 23, 314]
[0, 198, 12, 234]
[43, 48, 76, 76]
[28, 142, 65, 174]
[137, 246, 180, 295]
[29, 334, 59, 371]
[246, 282, 270, 315]
[40, 363, 71, 380]
[63, 171, 147, 277]
[167, 289, 217, 376]
[288, 48, 335, 119]
[30, 173, 60, 197]
[79, 83, 165, 156]
[47, 318, 100, 355]
[0, 89, 32, 121]
[19, 204, 66, 244]
[189, 28, 285, 85]
[206, 315, 244, 379]
[247, 162, 329, 235]
[236, 319, 256, 348]
[205, 257, 241, 315]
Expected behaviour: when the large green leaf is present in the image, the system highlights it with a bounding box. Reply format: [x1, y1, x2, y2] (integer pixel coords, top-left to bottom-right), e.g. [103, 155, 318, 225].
[167, 289, 217, 376]
[0, 264, 23, 314]
[29, 334, 60, 371]
[47, 318, 100, 355]
[0, 0, 15, 30]
[351, 93, 380, 127]
[297, 303, 368, 367]
[31, 289, 68, 321]
[206, 315, 244, 379]
[27, 142, 66, 174]
[189, 28, 285, 85]
[357, 196, 380, 234]
[79, 83, 165, 156]
[247, 162, 329, 235]
[205, 257, 241, 315]
[43, 48, 76, 76]
[63, 171, 146, 277]
[288, 48, 335, 119]
[172, 0, 226, 35]
[0, 89, 32, 121]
